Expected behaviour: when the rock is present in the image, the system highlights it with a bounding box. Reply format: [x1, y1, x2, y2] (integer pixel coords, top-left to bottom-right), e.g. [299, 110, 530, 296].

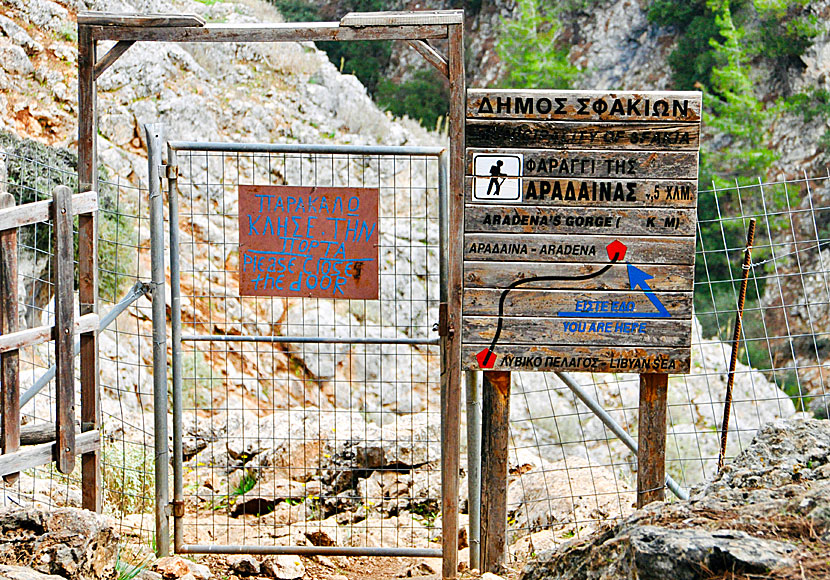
[520, 418, 830, 580]
[398, 561, 435, 577]
[507, 455, 634, 540]
[0, 507, 118, 580]
[227, 555, 260, 576]
[0, 566, 66, 580]
[260, 555, 305, 580]
[183, 560, 212, 580]
[152, 556, 190, 579]
[481, 574, 505, 580]
[0, 43, 32, 75]
[4, 0, 68, 32]
[521, 526, 796, 580]
[695, 418, 830, 502]
[136, 572, 162, 580]
[0, 16, 41, 54]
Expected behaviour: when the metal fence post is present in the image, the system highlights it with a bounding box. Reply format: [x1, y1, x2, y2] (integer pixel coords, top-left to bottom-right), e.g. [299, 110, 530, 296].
[146, 124, 170, 557]
[167, 144, 184, 553]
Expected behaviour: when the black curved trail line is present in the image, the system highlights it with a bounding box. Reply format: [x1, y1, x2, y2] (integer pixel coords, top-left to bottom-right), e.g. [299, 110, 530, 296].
[481, 253, 621, 367]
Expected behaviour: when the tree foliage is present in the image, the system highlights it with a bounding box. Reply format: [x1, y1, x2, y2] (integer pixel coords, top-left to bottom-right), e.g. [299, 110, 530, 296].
[495, 0, 579, 89]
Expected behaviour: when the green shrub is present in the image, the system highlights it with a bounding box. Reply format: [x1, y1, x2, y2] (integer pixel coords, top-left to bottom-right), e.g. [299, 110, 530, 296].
[0, 131, 137, 303]
[103, 440, 155, 517]
[376, 69, 449, 128]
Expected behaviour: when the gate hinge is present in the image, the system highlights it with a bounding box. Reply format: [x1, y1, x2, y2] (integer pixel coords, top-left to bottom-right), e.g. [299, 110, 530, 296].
[170, 500, 185, 518]
[438, 303, 455, 338]
[165, 164, 179, 179]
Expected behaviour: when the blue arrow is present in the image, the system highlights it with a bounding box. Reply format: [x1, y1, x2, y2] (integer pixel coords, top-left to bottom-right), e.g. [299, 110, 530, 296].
[627, 265, 670, 317]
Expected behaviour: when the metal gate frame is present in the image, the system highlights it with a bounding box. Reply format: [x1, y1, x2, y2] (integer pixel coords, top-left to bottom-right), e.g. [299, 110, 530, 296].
[79, 13, 465, 577]
[147, 132, 451, 561]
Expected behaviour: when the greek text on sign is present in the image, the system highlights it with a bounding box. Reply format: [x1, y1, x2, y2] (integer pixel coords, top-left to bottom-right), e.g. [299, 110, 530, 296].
[462, 89, 701, 373]
[238, 185, 379, 299]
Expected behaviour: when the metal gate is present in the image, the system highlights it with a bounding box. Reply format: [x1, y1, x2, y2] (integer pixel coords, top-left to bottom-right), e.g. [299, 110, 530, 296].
[147, 129, 450, 559]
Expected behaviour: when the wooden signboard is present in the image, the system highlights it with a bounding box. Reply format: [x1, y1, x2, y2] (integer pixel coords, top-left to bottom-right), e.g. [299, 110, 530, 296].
[462, 89, 701, 374]
[238, 185, 379, 299]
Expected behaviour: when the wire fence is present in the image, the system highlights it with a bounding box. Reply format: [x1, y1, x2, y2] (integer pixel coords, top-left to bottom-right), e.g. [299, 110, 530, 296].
[166, 145, 443, 553]
[0, 139, 157, 558]
[1, 134, 828, 564]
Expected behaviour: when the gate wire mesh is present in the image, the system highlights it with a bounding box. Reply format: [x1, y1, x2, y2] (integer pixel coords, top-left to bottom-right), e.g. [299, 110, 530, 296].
[505, 172, 830, 559]
[167, 145, 444, 552]
[0, 137, 157, 555]
[2, 131, 830, 567]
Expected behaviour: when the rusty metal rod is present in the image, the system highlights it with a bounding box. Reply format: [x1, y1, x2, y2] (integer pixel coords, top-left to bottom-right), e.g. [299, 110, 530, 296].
[717, 218, 756, 472]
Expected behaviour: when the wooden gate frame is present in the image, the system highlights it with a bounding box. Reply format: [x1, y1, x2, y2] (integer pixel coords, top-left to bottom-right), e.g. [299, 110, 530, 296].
[76, 11, 465, 578]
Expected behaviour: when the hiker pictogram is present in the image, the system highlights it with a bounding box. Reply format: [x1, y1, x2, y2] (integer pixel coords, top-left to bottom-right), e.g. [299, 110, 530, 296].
[472, 153, 522, 201]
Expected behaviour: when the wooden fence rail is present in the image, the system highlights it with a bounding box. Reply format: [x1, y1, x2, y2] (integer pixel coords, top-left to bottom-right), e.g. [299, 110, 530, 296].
[0, 186, 99, 479]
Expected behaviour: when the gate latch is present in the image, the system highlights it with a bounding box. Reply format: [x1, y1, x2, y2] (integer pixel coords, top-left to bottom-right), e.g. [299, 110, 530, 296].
[170, 500, 185, 518]
[437, 303, 454, 338]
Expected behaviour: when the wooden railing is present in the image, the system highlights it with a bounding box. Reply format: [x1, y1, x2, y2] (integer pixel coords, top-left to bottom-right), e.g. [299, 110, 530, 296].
[0, 186, 99, 482]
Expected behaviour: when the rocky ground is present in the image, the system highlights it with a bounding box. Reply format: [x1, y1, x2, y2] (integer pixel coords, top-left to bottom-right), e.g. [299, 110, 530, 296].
[521, 418, 830, 580]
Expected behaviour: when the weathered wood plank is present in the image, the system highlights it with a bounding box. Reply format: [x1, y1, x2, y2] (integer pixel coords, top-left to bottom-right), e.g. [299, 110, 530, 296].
[464, 289, 693, 318]
[77, 12, 206, 27]
[466, 120, 699, 150]
[467, 90, 702, 122]
[466, 149, 699, 180]
[464, 206, 696, 236]
[0, 193, 19, 483]
[464, 262, 695, 291]
[0, 191, 97, 232]
[341, 10, 463, 26]
[406, 40, 448, 77]
[53, 186, 74, 475]
[462, 344, 690, 373]
[89, 23, 449, 42]
[443, 22, 464, 580]
[465, 176, 697, 208]
[638, 374, 668, 507]
[462, 317, 692, 347]
[480, 370, 510, 572]
[0, 431, 99, 478]
[0, 314, 99, 354]
[78, 25, 101, 512]
[94, 40, 135, 80]
[463, 234, 696, 264]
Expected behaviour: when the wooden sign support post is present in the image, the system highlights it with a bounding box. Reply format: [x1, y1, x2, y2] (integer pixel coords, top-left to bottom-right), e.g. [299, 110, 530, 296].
[480, 370, 510, 571]
[637, 373, 668, 507]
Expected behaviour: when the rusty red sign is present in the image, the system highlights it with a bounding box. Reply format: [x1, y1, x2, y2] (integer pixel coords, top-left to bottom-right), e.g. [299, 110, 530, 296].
[238, 185, 379, 299]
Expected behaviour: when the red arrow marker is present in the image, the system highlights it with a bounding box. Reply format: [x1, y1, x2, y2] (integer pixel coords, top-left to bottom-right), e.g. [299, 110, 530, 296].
[606, 239, 627, 261]
[477, 348, 496, 369]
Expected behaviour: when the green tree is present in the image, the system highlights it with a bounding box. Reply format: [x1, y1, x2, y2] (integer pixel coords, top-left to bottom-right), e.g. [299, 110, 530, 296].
[495, 0, 579, 89]
[702, 0, 775, 179]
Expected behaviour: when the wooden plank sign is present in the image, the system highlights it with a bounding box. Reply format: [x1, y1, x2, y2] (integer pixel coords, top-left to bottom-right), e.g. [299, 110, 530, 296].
[463, 89, 701, 373]
[238, 185, 379, 299]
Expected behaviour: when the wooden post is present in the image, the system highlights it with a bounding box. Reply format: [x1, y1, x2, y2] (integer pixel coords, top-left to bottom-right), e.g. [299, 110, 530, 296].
[53, 186, 75, 475]
[480, 370, 510, 572]
[78, 23, 101, 510]
[637, 373, 668, 508]
[0, 193, 20, 483]
[441, 19, 465, 580]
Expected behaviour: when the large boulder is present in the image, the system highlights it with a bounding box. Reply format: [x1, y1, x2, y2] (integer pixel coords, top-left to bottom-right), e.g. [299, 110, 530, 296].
[0, 507, 118, 580]
[520, 418, 830, 580]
